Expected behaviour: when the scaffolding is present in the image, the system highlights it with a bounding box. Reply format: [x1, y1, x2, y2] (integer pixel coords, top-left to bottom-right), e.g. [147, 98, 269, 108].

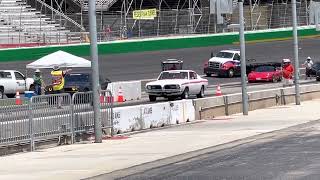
[71, 0, 311, 40]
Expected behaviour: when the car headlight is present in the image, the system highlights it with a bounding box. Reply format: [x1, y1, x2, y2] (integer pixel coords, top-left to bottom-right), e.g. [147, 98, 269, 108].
[176, 85, 181, 89]
[146, 85, 151, 90]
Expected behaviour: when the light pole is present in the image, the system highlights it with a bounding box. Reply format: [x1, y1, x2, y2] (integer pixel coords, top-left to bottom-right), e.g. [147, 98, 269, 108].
[291, 0, 301, 105]
[239, 0, 248, 115]
[88, 0, 103, 143]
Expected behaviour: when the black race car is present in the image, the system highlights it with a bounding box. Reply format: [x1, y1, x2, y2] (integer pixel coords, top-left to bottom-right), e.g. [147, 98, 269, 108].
[312, 62, 320, 81]
[64, 73, 110, 93]
[305, 62, 320, 80]
[45, 73, 111, 94]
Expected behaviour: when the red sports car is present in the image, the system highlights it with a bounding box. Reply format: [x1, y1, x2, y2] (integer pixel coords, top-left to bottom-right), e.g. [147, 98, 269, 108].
[248, 65, 282, 83]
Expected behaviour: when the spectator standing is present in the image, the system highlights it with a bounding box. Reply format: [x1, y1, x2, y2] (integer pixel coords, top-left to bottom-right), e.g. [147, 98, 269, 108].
[303, 57, 313, 80]
[33, 69, 43, 95]
[282, 59, 294, 87]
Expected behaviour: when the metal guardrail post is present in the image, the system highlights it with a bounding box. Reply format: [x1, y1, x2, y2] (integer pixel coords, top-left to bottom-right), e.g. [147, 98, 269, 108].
[280, 88, 286, 105]
[223, 96, 229, 116]
[70, 95, 75, 144]
[110, 92, 114, 137]
[247, 93, 250, 110]
[275, 94, 281, 105]
[28, 98, 34, 151]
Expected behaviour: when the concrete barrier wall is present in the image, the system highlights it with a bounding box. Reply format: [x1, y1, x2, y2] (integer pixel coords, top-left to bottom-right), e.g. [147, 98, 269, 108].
[112, 100, 195, 134]
[107, 81, 141, 102]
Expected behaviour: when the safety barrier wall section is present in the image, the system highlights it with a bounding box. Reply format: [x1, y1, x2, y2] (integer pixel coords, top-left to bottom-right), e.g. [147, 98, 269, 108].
[1, 26, 319, 62]
[107, 81, 141, 102]
[112, 100, 195, 134]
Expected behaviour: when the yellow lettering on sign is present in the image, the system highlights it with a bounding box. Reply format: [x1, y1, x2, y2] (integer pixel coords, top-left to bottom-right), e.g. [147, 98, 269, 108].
[133, 8, 157, 20]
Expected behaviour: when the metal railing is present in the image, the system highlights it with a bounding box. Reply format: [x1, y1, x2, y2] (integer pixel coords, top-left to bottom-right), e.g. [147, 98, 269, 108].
[0, 97, 30, 146]
[72, 90, 113, 136]
[0, 90, 113, 151]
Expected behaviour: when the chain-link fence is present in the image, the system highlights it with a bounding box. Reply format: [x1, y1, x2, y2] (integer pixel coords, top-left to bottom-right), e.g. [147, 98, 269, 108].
[0, 91, 113, 151]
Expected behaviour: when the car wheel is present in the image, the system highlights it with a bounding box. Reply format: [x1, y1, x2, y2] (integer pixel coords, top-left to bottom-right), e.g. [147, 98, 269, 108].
[181, 88, 189, 99]
[149, 95, 156, 102]
[227, 68, 234, 78]
[197, 86, 205, 98]
[206, 73, 211, 77]
[317, 77, 320, 81]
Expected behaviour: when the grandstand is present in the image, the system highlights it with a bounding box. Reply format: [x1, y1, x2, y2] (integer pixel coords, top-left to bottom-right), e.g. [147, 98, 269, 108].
[0, 0, 314, 48]
[0, 0, 84, 46]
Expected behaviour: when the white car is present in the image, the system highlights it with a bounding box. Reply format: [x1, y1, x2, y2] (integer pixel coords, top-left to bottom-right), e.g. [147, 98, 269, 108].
[146, 70, 208, 102]
[0, 70, 34, 99]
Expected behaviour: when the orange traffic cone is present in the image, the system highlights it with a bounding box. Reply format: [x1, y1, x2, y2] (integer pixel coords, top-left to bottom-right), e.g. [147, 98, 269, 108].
[117, 87, 124, 102]
[15, 91, 22, 105]
[216, 84, 222, 96]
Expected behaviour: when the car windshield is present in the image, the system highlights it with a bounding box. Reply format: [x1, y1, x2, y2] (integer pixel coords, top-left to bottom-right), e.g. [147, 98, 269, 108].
[65, 74, 90, 82]
[312, 62, 320, 70]
[162, 63, 183, 71]
[158, 72, 188, 80]
[0, 72, 12, 79]
[216, 52, 234, 58]
[254, 66, 275, 72]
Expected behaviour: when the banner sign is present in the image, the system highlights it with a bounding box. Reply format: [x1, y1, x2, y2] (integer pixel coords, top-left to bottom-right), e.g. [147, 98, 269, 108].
[133, 8, 157, 20]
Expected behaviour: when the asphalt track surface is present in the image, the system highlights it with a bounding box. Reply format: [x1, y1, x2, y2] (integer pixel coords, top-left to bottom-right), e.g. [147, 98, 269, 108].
[102, 120, 320, 180]
[1, 37, 319, 85]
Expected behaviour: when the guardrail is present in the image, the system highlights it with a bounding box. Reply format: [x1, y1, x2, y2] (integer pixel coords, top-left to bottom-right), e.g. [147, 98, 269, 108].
[0, 90, 113, 151]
